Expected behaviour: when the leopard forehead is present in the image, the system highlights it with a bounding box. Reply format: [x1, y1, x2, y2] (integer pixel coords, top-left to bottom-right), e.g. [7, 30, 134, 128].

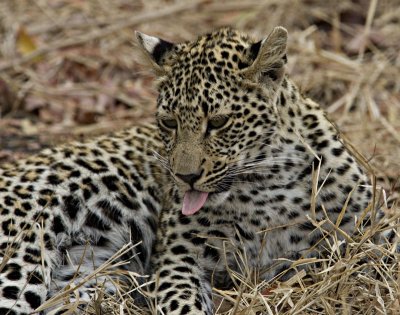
[174, 27, 256, 72]
[156, 28, 262, 120]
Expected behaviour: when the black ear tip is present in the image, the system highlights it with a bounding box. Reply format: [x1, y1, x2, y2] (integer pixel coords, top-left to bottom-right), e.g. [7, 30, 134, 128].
[152, 39, 174, 64]
[249, 40, 262, 60]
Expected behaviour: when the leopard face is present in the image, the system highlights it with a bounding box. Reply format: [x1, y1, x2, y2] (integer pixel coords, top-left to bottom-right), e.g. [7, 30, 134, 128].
[137, 27, 288, 196]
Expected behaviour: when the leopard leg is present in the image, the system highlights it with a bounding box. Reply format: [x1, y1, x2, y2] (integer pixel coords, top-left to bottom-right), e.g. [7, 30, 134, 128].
[154, 254, 213, 315]
[0, 227, 54, 315]
[152, 213, 215, 315]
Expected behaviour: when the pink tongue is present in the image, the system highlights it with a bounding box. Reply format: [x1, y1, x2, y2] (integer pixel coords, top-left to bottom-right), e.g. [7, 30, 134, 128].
[182, 191, 209, 216]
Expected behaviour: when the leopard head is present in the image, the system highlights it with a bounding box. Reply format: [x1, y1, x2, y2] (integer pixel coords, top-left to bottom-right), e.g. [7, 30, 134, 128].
[137, 27, 288, 215]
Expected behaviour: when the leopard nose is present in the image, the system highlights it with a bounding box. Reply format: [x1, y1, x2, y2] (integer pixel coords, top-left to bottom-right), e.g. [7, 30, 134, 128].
[176, 173, 201, 185]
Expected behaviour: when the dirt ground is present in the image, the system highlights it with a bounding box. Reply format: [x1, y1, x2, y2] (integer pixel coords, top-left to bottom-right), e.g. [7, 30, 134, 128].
[1, 0, 400, 314]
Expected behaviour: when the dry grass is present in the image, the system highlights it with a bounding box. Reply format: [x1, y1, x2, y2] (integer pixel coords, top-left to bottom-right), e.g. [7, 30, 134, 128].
[1, 0, 399, 314]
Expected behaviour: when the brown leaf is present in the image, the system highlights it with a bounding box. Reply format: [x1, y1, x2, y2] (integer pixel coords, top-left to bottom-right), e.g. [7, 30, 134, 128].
[75, 109, 98, 125]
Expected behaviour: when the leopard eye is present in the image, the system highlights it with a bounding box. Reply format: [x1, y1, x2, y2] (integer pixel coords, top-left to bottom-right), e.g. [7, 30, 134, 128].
[208, 116, 229, 130]
[160, 118, 178, 129]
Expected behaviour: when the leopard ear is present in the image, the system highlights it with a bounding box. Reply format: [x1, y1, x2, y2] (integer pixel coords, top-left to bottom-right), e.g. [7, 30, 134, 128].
[135, 31, 176, 74]
[241, 27, 288, 85]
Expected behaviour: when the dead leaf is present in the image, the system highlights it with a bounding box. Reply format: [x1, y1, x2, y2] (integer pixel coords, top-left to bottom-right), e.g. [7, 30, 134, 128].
[75, 108, 98, 125]
[261, 285, 278, 297]
[16, 27, 37, 56]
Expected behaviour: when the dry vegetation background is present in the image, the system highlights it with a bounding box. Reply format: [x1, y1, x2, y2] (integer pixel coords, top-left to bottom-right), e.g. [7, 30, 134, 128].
[0, 0, 400, 314]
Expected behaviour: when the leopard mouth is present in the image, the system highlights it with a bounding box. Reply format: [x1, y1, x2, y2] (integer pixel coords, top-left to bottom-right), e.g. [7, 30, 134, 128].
[179, 171, 237, 216]
[182, 190, 209, 216]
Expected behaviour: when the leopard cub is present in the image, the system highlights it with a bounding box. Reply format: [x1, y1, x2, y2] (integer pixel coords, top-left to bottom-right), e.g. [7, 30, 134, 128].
[0, 27, 393, 315]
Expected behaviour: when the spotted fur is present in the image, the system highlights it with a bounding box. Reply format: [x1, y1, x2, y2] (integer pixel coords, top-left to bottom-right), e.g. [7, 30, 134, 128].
[0, 27, 391, 315]
[0, 126, 167, 313]
[138, 27, 388, 315]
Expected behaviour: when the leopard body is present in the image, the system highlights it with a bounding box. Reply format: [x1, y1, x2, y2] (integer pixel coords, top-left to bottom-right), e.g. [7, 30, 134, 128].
[0, 27, 384, 315]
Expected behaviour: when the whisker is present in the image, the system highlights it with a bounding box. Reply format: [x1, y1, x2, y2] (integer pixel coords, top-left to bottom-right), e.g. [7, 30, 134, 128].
[151, 150, 175, 179]
[229, 162, 308, 175]
[227, 154, 306, 166]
